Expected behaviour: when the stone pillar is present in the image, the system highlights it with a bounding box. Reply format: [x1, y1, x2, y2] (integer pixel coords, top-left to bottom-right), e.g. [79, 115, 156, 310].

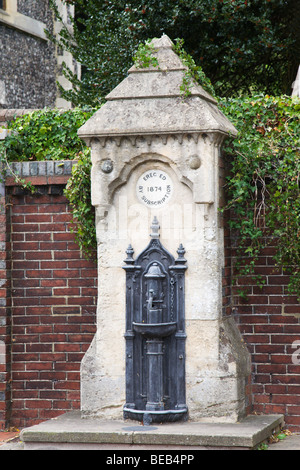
[79, 35, 251, 422]
[54, 0, 81, 109]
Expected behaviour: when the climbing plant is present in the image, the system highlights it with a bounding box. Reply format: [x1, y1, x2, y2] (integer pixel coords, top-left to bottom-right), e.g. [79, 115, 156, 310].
[172, 38, 217, 99]
[132, 39, 300, 300]
[133, 39, 159, 69]
[221, 94, 300, 299]
[0, 108, 93, 162]
[64, 151, 96, 257]
[0, 107, 96, 258]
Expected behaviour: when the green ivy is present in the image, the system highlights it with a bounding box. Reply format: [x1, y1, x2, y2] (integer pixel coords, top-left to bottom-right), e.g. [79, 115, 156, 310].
[220, 94, 300, 299]
[1, 108, 94, 162]
[64, 151, 96, 258]
[172, 38, 217, 99]
[49, 0, 299, 105]
[133, 39, 159, 69]
[0, 107, 97, 258]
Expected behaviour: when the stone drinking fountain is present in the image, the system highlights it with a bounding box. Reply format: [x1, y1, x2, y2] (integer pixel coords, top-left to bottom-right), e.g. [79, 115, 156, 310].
[20, 35, 284, 450]
[78, 34, 252, 423]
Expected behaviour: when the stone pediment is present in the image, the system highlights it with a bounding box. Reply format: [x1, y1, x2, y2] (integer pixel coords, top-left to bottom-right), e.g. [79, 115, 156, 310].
[78, 35, 237, 140]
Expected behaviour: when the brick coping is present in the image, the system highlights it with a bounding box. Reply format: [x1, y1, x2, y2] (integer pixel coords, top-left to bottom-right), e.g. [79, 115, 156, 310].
[4, 160, 78, 187]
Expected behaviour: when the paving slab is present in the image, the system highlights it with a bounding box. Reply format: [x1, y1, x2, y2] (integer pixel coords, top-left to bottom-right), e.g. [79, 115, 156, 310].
[20, 411, 284, 450]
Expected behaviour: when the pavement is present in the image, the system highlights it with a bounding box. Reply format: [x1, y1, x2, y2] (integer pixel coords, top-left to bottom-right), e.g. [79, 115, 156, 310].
[0, 431, 23, 450]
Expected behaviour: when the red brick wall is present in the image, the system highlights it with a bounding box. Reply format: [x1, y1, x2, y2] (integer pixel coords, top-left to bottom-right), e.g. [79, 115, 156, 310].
[228, 238, 300, 431]
[2, 162, 97, 428]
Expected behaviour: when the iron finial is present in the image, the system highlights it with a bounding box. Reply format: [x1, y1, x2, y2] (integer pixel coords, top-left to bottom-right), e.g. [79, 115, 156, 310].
[124, 244, 134, 265]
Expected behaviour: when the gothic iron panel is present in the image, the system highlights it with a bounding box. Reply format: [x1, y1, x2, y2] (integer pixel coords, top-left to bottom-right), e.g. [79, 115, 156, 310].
[123, 217, 188, 423]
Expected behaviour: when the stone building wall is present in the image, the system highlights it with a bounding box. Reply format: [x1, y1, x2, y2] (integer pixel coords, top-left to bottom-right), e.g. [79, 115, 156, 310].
[0, 0, 78, 109]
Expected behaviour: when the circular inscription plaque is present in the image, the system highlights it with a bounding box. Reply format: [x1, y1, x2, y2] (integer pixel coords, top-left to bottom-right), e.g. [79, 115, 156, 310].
[136, 169, 173, 208]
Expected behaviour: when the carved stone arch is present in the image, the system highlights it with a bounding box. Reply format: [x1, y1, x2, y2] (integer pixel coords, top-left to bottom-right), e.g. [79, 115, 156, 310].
[108, 152, 193, 204]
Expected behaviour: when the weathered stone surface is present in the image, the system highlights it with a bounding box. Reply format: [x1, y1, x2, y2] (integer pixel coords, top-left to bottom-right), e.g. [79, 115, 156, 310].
[0, 1, 78, 109]
[78, 35, 237, 140]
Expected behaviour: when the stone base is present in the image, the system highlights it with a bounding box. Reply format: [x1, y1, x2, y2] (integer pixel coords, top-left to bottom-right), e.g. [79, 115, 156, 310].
[20, 411, 284, 450]
[80, 316, 252, 423]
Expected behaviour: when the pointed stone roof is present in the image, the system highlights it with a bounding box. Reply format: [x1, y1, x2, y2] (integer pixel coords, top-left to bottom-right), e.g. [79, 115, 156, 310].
[78, 35, 237, 140]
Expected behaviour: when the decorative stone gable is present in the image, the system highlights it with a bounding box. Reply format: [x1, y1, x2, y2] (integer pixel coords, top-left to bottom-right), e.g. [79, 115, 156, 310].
[0, 0, 79, 109]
